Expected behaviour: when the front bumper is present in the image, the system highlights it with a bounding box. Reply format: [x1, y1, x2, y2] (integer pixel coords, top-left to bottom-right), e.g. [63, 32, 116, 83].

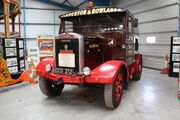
[36, 70, 112, 83]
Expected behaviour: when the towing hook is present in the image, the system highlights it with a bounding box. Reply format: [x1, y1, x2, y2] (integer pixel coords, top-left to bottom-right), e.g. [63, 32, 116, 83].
[56, 78, 64, 85]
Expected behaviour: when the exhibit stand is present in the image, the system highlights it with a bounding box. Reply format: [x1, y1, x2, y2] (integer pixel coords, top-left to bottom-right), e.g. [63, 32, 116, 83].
[169, 36, 180, 77]
[1, 38, 25, 78]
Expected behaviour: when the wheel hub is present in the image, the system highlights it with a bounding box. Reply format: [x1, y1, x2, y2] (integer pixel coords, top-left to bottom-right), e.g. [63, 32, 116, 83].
[115, 74, 123, 101]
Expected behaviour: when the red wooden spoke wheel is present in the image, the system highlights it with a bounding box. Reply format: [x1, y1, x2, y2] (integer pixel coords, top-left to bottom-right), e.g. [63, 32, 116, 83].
[104, 68, 125, 109]
[115, 74, 123, 101]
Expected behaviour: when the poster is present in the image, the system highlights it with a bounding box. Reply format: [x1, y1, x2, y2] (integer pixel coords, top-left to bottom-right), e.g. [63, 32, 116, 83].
[173, 37, 180, 44]
[19, 49, 24, 57]
[8, 66, 18, 73]
[6, 58, 17, 67]
[28, 48, 39, 66]
[173, 63, 179, 72]
[172, 54, 179, 61]
[6, 48, 17, 56]
[5, 39, 16, 47]
[20, 60, 25, 68]
[37, 35, 54, 60]
[173, 46, 180, 53]
[19, 40, 24, 48]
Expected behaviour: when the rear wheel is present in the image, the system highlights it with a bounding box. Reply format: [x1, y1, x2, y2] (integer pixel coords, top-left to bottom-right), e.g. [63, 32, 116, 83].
[133, 55, 142, 81]
[39, 77, 64, 97]
[104, 68, 125, 109]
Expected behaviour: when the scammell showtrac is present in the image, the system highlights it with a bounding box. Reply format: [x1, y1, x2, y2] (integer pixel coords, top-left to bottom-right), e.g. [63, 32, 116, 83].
[36, 6, 142, 109]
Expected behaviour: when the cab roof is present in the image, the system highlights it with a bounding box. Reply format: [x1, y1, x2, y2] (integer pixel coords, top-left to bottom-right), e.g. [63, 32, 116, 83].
[60, 6, 134, 19]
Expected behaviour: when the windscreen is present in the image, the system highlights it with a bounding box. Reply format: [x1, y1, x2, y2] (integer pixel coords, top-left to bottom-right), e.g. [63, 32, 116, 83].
[60, 13, 125, 34]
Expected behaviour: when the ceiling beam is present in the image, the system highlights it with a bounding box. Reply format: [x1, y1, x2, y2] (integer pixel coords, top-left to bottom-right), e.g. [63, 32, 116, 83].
[36, 0, 110, 10]
[75, 0, 87, 8]
[36, 0, 76, 10]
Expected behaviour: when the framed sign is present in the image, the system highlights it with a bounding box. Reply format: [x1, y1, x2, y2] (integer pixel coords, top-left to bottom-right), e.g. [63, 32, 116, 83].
[6, 58, 18, 67]
[172, 37, 180, 44]
[20, 60, 25, 68]
[5, 39, 16, 47]
[19, 49, 24, 57]
[58, 53, 75, 68]
[173, 63, 179, 72]
[37, 35, 54, 61]
[6, 48, 17, 56]
[27, 48, 39, 66]
[8, 66, 18, 73]
[173, 46, 180, 53]
[169, 36, 180, 77]
[19, 40, 24, 48]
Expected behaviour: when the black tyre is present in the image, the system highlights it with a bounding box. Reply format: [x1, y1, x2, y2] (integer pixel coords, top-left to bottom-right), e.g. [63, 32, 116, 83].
[133, 72, 141, 81]
[133, 55, 142, 81]
[39, 76, 64, 97]
[104, 69, 125, 109]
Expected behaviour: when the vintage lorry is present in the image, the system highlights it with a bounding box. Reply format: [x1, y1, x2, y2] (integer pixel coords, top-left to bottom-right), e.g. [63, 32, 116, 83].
[36, 6, 142, 109]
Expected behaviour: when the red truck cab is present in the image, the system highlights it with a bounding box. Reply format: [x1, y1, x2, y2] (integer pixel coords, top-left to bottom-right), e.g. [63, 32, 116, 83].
[36, 7, 142, 109]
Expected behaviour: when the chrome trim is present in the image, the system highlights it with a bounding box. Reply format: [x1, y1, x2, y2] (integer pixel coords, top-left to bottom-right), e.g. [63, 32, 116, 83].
[56, 33, 84, 74]
[53, 36, 57, 70]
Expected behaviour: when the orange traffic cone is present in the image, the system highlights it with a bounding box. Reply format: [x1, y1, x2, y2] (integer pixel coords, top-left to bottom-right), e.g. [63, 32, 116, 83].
[161, 55, 169, 74]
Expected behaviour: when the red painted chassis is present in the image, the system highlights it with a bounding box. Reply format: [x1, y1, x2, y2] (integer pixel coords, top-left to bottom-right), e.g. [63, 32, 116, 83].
[36, 53, 142, 84]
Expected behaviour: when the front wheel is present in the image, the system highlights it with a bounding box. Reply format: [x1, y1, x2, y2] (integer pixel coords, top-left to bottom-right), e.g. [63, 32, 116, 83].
[39, 77, 64, 97]
[104, 69, 125, 109]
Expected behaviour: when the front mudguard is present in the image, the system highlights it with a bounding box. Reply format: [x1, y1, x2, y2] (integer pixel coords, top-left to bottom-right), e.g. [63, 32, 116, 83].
[85, 60, 128, 83]
[36, 58, 55, 77]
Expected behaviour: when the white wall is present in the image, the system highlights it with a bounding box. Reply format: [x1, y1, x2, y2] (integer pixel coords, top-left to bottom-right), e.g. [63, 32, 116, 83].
[20, 0, 68, 48]
[114, 0, 179, 70]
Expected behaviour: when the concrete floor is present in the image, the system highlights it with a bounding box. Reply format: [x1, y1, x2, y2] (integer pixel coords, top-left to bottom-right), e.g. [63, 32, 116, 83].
[0, 68, 179, 120]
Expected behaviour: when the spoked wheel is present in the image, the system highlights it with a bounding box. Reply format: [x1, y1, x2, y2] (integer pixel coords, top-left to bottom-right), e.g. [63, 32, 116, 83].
[39, 77, 64, 97]
[133, 55, 142, 81]
[104, 69, 125, 109]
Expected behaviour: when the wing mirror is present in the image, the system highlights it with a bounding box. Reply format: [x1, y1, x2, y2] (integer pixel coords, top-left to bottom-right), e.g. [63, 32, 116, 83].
[133, 18, 138, 27]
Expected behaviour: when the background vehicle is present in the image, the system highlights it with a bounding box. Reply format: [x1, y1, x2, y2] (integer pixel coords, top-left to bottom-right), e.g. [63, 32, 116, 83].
[36, 7, 142, 109]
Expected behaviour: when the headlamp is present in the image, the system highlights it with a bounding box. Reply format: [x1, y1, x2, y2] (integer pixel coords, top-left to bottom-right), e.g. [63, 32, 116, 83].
[45, 64, 52, 72]
[83, 67, 91, 76]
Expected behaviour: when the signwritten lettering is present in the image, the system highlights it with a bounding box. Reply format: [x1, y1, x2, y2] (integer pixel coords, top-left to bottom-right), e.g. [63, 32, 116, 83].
[61, 8, 122, 18]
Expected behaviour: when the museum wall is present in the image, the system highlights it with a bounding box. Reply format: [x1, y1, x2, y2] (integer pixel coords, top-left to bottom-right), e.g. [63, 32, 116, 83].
[0, 0, 68, 49]
[23, 0, 68, 49]
[114, 0, 179, 70]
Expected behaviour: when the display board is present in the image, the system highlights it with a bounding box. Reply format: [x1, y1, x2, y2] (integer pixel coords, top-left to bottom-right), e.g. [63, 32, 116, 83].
[2, 38, 25, 74]
[169, 36, 180, 77]
[37, 35, 54, 61]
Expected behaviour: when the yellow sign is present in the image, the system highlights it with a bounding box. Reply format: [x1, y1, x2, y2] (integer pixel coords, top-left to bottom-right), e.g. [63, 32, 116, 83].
[108, 39, 116, 47]
[61, 7, 122, 18]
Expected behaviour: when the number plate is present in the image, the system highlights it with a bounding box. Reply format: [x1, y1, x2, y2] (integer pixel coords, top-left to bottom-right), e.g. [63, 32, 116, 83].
[54, 67, 74, 74]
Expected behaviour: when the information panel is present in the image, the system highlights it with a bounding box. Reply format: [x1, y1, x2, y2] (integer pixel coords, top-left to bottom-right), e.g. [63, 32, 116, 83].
[169, 36, 180, 77]
[37, 35, 54, 61]
[2, 38, 25, 74]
